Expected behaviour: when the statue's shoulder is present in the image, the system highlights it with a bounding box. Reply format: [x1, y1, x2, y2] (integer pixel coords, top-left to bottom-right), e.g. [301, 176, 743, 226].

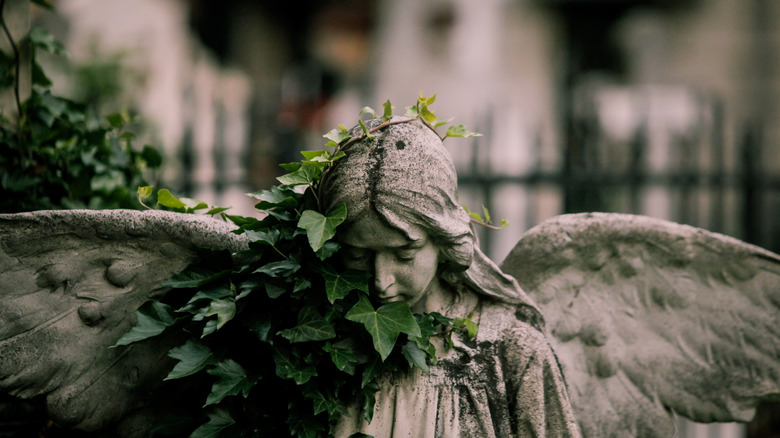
[477, 300, 547, 346]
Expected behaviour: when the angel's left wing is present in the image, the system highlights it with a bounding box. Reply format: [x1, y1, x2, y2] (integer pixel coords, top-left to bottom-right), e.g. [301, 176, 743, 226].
[0, 209, 247, 433]
[500, 212, 780, 437]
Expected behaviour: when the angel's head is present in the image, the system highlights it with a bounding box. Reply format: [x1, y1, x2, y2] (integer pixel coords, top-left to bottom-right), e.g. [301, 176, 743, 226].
[321, 118, 474, 312]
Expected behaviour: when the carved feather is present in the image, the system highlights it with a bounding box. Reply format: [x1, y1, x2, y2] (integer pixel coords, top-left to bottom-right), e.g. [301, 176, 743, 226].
[501, 212, 780, 437]
[0, 210, 247, 432]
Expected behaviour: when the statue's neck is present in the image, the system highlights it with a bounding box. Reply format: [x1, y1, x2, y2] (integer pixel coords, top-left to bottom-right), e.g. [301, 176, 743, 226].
[411, 276, 476, 317]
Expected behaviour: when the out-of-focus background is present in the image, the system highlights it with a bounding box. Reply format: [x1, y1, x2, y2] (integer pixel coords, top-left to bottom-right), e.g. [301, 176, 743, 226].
[2, 0, 780, 437]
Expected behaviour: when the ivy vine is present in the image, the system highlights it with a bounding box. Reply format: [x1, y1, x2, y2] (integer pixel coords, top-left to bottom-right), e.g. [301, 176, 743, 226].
[121, 94, 487, 438]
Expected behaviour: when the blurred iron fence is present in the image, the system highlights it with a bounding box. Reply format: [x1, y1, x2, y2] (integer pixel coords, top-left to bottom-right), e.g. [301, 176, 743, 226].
[454, 86, 780, 438]
[456, 86, 780, 260]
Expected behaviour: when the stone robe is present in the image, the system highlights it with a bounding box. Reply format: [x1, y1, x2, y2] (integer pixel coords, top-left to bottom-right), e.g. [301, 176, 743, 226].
[334, 300, 581, 438]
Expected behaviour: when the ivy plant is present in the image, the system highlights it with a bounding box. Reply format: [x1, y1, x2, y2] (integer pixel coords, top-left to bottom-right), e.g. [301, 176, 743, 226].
[0, 0, 161, 213]
[119, 94, 487, 438]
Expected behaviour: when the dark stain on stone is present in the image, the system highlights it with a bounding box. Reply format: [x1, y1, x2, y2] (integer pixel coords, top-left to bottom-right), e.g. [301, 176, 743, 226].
[367, 146, 386, 211]
[395, 140, 406, 150]
[376, 131, 387, 149]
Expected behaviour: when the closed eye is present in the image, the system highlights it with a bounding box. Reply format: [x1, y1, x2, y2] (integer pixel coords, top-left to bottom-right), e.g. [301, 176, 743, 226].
[344, 247, 371, 262]
[394, 249, 418, 262]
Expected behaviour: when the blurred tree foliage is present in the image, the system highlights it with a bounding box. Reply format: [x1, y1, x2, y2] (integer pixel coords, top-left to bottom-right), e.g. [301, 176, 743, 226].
[0, 0, 161, 213]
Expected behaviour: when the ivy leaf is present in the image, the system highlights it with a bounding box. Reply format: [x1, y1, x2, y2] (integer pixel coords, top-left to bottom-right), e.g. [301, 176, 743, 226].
[297, 203, 347, 252]
[482, 205, 492, 224]
[190, 409, 235, 438]
[204, 359, 256, 406]
[420, 106, 437, 124]
[357, 119, 375, 140]
[359, 106, 377, 118]
[207, 207, 230, 215]
[279, 306, 336, 343]
[409, 93, 437, 124]
[161, 268, 228, 289]
[382, 100, 393, 121]
[277, 162, 320, 186]
[205, 299, 236, 331]
[265, 282, 287, 298]
[245, 228, 280, 246]
[320, 266, 370, 303]
[248, 186, 298, 209]
[331, 150, 346, 163]
[202, 319, 219, 338]
[179, 197, 210, 211]
[345, 296, 421, 361]
[430, 311, 453, 327]
[323, 126, 351, 146]
[314, 240, 340, 261]
[323, 342, 357, 374]
[225, 215, 258, 227]
[137, 185, 153, 200]
[401, 341, 429, 374]
[157, 188, 186, 209]
[300, 150, 330, 161]
[179, 287, 232, 308]
[114, 301, 175, 346]
[454, 316, 479, 339]
[288, 410, 328, 437]
[165, 340, 217, 380]
[279, 162, 301, 172]
[293, 278, 311, 293]
[273, 348, 318, 385]
[254, 258, 301, 278]
[360, 358, 382, 389]
[361, 382, 379, 423]
[432, 117, 453, 129]
[414, 313, 437, 337]
[445, 124, 482, 139]
[304, 388, 340, 417]
[249, 317, 273, 343]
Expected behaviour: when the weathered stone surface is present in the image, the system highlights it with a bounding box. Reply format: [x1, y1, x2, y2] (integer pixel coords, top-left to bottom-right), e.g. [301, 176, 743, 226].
[0, 120, 779, 437]
[502, 212, 780, 437]
[0, 210, 247, 433]
[324, 118, 579, 437]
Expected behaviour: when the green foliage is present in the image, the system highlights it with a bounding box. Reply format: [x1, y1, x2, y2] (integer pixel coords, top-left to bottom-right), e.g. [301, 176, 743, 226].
[118, 95, 483, 437]
[138, 186, 230, 216]
[345, 296, 421, 361]
[114, 301, 176, 346]
[0, 9, 161, 213]
[463, 204, 509, 230]
[297, 204, 347, 252]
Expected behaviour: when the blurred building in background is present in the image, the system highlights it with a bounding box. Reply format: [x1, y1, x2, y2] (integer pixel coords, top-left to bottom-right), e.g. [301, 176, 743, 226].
[13, 0, 780, 436]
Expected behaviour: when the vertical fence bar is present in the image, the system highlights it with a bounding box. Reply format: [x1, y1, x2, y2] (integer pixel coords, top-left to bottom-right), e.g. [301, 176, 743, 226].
[629, 122, 645, 214]
[710, 101, 725, 234]
[741, 125, 761, 245]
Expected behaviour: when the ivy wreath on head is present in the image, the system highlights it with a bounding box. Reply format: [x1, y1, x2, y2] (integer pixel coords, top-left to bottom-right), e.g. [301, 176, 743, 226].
[121, 94, 493, 438]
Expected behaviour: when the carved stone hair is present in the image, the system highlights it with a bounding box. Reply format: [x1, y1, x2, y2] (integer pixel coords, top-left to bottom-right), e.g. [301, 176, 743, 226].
[321, 117, 543, 327]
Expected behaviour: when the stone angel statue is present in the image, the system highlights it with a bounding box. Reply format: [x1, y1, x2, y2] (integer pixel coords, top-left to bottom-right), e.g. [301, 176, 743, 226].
[0, 117, 778, 437]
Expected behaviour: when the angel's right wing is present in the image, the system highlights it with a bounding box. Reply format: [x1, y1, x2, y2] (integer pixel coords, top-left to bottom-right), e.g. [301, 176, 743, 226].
[500, 213, 780, 437]
[0, 209, 247, 434]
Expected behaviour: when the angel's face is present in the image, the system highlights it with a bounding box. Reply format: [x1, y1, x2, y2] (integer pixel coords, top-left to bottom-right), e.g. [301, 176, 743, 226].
[339, 212, 444, 313]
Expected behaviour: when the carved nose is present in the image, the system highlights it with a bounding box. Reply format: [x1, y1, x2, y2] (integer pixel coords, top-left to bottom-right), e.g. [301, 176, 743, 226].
[374, 258, 394, 295]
